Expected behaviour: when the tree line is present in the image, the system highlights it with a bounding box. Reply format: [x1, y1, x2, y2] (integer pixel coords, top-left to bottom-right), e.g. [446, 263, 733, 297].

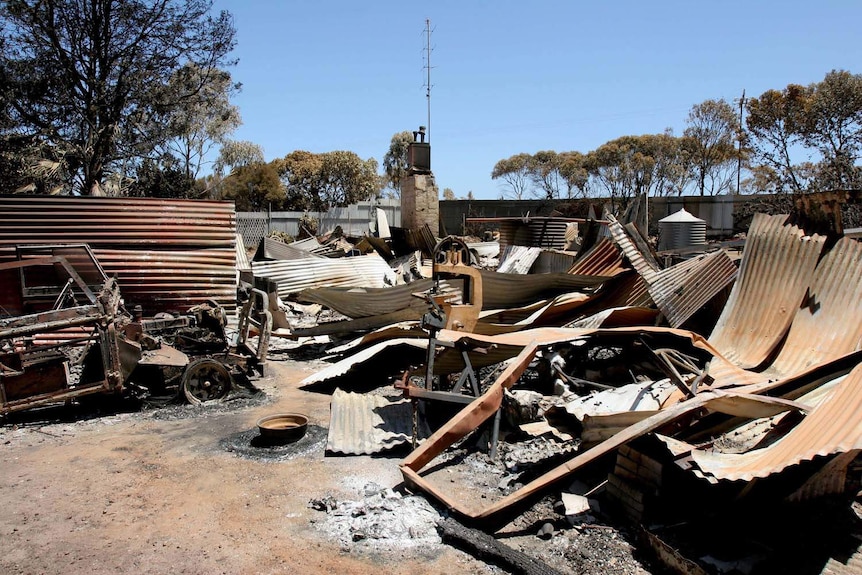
[1, 1, 860, 209]
[493, 70, 862, 208]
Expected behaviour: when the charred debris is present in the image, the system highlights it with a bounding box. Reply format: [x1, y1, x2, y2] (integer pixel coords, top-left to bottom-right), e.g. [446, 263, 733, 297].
[275, 204, 862, 574]
[3, 194, 862, 574]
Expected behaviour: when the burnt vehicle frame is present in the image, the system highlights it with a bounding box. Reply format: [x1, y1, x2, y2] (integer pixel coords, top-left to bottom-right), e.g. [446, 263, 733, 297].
[0, 244, 270, 415]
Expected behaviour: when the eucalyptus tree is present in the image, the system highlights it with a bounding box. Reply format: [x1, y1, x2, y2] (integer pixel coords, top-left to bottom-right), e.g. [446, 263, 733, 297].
[684, 99, 739, 195]
[382, 130, 413, 197]
[0, 0, 236, 194]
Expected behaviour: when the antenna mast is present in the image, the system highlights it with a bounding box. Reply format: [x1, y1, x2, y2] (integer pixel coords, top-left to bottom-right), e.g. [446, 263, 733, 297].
[423, 18, 432, 142]
[737, 89, 745, 193]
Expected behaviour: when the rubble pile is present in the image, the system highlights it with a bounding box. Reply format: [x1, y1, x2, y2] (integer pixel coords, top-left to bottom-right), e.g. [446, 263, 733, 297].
[5, 195, 862, 574]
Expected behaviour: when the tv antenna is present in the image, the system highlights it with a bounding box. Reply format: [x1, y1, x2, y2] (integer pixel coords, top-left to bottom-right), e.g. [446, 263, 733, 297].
[423, 18, 434, 142]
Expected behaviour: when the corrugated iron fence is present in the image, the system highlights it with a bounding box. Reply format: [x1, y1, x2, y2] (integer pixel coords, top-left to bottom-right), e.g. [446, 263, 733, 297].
[236, 199, 402, 247]
[0, 195, 237, 315]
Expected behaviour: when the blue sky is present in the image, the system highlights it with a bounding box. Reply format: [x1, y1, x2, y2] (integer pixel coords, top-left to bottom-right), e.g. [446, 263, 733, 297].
[212, 1, 862, 199]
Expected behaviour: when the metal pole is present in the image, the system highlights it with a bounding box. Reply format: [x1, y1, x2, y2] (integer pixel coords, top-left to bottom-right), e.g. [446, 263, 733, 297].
[737, 89, 745, 193]
[426, 18, 431, 143]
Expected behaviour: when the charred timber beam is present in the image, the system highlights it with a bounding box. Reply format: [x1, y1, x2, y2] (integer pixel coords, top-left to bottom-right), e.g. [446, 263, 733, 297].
[437, 517, 567, 575]
[0, 308, 104, 339]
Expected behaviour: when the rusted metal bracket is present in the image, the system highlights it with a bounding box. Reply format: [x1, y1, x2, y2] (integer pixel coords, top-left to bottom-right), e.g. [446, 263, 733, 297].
[638, 339, 699, 399]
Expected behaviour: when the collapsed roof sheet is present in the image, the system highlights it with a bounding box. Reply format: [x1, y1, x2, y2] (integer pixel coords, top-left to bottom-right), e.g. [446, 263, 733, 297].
[326, 388, 421, 455]
[767, 236, 862, 378]
[254, 236, 326, 261]
[568, 238, 627, 277]
[297, 279, 444, 318]
[479, 270, 610, 309]
[709, 214, 826, 370]
[299, 338, 428, 386]
[607, 214, 659, 282]
[297, 270, 609, 321]
[647, 249, 738, 328]
[685, 363, 862, 482]
[401, 346, 861, 525]
[252, 254, 396, 297]
[497, 246, 542, 274]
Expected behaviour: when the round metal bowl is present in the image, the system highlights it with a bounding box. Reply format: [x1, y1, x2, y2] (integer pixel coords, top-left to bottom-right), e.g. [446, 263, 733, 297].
[256, 413, 308, 443]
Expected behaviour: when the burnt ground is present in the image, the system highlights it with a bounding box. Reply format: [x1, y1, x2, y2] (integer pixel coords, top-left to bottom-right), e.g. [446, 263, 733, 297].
[0, 354, 654, 575]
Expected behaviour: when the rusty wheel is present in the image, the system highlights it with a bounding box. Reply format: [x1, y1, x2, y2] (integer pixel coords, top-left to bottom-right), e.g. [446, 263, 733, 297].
[181, 358, 232, 404]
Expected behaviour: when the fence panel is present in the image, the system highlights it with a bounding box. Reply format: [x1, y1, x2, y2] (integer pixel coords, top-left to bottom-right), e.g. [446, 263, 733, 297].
[237, 199, 401, 247]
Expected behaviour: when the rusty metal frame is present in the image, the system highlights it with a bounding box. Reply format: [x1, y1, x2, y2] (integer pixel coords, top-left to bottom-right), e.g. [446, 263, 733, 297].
[0, 254, 125, 415]
[400, 340, 862, 527]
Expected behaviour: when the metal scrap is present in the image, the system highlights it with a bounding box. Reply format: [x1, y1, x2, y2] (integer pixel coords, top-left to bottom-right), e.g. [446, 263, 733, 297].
[709, 213, 826, 369]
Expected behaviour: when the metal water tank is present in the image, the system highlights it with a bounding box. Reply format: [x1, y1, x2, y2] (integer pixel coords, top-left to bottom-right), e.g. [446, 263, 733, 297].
[658, 208, 707, 251]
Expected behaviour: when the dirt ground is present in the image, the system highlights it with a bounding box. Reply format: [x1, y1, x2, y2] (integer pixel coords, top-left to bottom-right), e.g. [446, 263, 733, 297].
[0, 356, 649, 575]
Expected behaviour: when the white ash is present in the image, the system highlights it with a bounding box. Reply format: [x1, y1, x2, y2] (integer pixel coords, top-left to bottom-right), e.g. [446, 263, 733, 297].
[308, 482, 442, 550]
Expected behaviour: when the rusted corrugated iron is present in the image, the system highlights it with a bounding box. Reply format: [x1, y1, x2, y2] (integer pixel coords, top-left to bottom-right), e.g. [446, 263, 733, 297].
[0, 196, 234, 246]
[498, 218, 574, 250]
[607, 214, 659, 282]
[297, 270, 607, 320]
[568, 306, 660, 329]
[709, 214, 826, 370]
[479, 269, 610, 309]
[647, 250, 738, 328]
[297, 279, 448, 318]
[768, 236, 862, 377]
[0, 196, 237, 315]
[531, 250, 580, 274]
[568, 238, 627, 277]
[92, 249, 236, 311]
[686, 363, 862, 482]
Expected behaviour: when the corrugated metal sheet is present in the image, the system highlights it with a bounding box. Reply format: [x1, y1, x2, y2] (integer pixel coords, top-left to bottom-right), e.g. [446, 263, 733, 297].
[647, 249, 738, 328]
[568, 238, 627, 277]
[531, 250, 580, 274]
[480, 269, 610, 309]
[300, 339, 428, 386]
[477, 292, 592, 330]
[0, 195, 234, 246]
[572, 272, 653, 319]
[252, 254, 397, 297]
[297, 279, 455, 319]
[297, 269, 608, 319]
[93, 249, 236, 310]
[822, 542, 862, 575]
[235, 234, 251, 272]
[498, 218, 573, 249]
[326, 388, 421, 455]
[254, 236, 326, 261]
[709, 214, 826, 370]
[607, 214, 659, 282]
[568, 306, 660, 329]
[768, 236, 862, 377]
[289, 236, 325, 252]
[466, 241, 500, 259]
[0, 196, 236, 315]
[689, 363, 862, 482]
[497, 245, 542, 274]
